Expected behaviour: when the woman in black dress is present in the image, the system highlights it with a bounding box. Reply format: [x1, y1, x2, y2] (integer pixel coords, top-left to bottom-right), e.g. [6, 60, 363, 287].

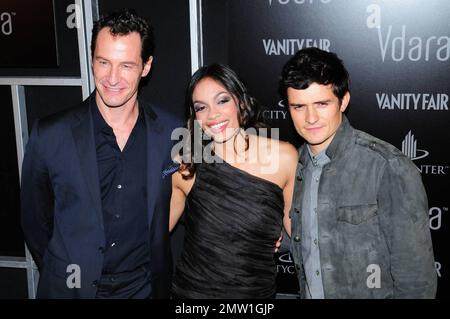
[170, 64, 297, 298]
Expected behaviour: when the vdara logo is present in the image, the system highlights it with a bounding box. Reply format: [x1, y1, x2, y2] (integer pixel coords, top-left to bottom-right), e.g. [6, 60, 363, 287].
[378, 26, 449, 62]
[366, 5, 450, 62]
[401, 131, 429, 161]
[269, 0, 332, 5]
[1, 11, 15, 36]
[429, 206, 448, 231]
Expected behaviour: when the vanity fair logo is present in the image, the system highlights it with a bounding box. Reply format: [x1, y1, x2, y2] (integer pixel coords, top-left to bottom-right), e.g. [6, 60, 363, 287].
[263, 38, 330, 55]
[1, 11, 15, 36]
[400, 131, 448, 175]
[376, 93, 448, 111]
[268, 0, 332, 6]
[366, 4, 450, 62]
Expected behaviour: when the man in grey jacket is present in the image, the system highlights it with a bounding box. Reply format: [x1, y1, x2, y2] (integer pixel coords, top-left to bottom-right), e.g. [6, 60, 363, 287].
[281, 47, 437, 298]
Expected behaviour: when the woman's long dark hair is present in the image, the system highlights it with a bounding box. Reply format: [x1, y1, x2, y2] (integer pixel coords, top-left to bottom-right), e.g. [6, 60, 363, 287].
[180, 63, 265, 179]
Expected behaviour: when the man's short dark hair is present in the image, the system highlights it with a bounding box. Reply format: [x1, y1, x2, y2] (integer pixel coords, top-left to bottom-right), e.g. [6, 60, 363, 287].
[280, 47, 349, 102]
[91, 9, 154, 64]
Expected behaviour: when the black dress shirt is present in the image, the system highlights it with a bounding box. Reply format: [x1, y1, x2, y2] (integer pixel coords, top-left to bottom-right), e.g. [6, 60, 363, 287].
[92, 103, 149, 276]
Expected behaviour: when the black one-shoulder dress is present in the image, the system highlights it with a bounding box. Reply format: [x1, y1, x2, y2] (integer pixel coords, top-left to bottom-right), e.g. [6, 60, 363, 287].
[172, 161, 284, 298]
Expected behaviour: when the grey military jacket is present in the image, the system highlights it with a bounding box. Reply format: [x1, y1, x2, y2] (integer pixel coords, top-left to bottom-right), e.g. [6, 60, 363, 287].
[290, 116, 437, 298]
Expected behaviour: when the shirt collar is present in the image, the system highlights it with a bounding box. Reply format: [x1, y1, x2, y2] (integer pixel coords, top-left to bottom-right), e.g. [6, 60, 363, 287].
[91, 100, 145, 137]
[307, 144, 330, 167]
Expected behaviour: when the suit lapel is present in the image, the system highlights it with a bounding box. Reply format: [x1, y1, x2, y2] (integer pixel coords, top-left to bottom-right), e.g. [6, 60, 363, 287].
[143, 103, 164, 229]
[70, 96, 164, 232]
[71, 96, 103, 229]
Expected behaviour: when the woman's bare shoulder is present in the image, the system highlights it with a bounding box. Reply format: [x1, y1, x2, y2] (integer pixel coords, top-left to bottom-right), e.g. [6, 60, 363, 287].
[279, 140, 298, 159]
[278, 141, 298, 175]
[252, 135, 298, 158]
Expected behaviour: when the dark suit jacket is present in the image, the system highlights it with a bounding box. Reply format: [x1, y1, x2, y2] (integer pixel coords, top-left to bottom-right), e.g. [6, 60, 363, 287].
[20, 92, 181, 298]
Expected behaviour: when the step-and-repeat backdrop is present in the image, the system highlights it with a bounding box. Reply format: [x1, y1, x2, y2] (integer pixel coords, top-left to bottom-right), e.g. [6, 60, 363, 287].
[202, 0, 449, 298]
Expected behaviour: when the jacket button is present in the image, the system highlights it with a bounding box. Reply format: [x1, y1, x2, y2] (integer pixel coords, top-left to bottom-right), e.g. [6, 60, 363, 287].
[98, 247, 105, 253]
[296, 175, 302, 181]
[294, 236, 301, 242]
[92, 280, 98, 287]
[294, 208, 300, 214]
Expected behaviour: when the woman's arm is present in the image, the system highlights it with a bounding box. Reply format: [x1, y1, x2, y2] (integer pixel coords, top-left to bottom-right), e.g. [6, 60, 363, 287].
[169, 171, 187, 232]
[281, 142, 299, 238]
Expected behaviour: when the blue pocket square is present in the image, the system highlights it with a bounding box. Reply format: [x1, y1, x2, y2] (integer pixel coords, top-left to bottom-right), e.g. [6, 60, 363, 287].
[162, 163, 180, 178]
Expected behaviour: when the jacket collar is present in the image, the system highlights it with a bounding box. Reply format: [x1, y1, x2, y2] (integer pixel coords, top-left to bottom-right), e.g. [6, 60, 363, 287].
[325, 115, 354, 160]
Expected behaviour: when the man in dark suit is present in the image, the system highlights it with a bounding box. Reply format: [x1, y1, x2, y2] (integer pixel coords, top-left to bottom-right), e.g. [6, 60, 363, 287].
[20, 9, 180, 298]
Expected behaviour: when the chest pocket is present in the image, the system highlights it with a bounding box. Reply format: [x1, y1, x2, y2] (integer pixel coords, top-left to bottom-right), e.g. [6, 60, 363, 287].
[337, 204, 378, 225]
